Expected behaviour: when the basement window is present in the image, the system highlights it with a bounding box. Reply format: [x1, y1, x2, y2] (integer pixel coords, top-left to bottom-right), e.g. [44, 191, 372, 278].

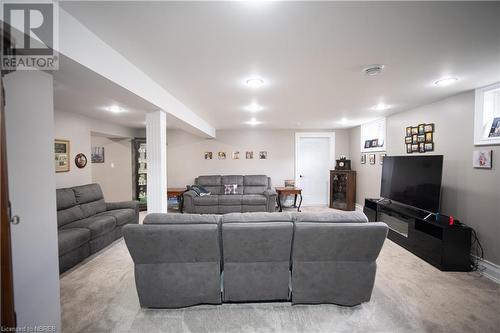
[474, 82, 500, 146]
[360, 118, 386, 153]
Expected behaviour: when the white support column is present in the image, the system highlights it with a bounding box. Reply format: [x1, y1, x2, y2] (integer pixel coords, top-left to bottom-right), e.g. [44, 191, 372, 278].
[146, 111, 168, 213]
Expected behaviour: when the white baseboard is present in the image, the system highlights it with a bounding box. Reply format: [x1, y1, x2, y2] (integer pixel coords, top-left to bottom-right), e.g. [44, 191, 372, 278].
[355, 203, 364, 212]
[475, 257, 500, 284]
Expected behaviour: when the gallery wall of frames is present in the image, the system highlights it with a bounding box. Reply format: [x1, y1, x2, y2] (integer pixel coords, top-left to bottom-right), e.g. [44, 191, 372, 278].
[204, 151, 268, 160]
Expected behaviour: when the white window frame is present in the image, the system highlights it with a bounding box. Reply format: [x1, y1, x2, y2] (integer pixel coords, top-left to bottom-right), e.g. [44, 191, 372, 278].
[360, 118, 387, 153]
[474, 82, 500, 146]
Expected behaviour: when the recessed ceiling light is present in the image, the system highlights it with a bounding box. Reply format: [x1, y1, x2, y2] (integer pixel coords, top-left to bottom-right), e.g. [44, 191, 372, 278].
[371, 103, 391, 111]
[245, 103, 264, 112]
[246, 117, 260, 126]
[245, 77, 265, 88]
[337, 118, 348, 125]
[106, 105, 125, 113]
[434, 77, 458, 87]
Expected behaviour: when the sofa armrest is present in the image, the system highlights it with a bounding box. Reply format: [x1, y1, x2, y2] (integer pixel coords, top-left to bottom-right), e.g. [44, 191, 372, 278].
[106, 201, 139, 214]
[182, 190, 198, 213]
[263, 189, 277, 198]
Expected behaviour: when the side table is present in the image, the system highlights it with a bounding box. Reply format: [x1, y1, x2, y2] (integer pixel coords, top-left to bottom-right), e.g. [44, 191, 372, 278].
[275, 187, 302, 212]
[167, 188, 187, 213]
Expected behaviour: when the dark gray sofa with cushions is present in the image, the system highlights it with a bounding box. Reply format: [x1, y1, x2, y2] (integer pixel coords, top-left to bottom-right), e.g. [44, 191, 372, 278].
[182, 175, 277, 214]
[57, 183, 139, 273]
[123, 211, 388, 308]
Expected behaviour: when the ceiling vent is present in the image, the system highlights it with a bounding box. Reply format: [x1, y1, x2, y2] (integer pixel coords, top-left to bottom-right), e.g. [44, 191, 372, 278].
[363, 64, 385, 76]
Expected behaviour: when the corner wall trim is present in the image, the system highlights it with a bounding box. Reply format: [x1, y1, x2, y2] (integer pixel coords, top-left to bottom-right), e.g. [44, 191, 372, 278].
[475, 256, 500, 284]
[355, 203, 364, 212]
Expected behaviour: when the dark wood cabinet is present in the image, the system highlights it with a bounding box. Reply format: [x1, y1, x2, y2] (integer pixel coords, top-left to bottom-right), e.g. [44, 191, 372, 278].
[329, 170, 356, 211]
[132, 138, 147, 211]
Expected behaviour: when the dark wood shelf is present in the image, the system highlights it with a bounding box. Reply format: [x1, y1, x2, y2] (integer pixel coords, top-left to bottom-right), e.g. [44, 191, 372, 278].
[330, 170, 356, 211]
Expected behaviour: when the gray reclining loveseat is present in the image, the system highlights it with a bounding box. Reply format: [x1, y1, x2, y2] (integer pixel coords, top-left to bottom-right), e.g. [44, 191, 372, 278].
[182, 175, 277, 214]
[124, 211, 388, 308]
[57, 183, 139, 273]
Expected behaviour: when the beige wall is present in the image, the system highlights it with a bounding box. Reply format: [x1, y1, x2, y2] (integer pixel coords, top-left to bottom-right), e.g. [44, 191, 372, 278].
[349, 91, 500, 265]
[91, 136, 133, 201]
[167, 128, 350, 188]
[54, 110, 140, 189]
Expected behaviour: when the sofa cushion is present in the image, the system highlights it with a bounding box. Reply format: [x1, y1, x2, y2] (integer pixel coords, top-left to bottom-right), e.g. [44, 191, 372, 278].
[196, 176, 222, 195]
[97, 209, 136, 226]
[221, 176, 244, 194]
[243, 175, 269, 186]
[57, 205, 85, 228]
[223, 212, 292, 223]
[56, 188, 77, 210]
[242, 194, 267, 206]
[62, 215, 116, 239]
[58, 228, 91, 256]
[79, 200, 107, 218]
[73, 183, 104, 204]
[193, 195, 219, 206]
[293, 211, 368, 223]
[220, 195, 243, 206]
[144, 213, 220, 225]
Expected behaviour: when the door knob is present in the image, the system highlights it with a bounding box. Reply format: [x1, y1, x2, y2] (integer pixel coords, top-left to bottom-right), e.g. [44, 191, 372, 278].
[299, 175, 303, 178]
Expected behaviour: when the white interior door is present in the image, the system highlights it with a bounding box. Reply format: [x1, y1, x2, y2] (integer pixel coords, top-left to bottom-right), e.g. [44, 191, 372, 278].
[296, 135, 333, 206]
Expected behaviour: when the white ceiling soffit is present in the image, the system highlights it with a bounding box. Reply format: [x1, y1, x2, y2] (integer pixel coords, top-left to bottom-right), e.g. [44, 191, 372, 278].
[60, 1, 500, 130]
[55, 4, 216, 138]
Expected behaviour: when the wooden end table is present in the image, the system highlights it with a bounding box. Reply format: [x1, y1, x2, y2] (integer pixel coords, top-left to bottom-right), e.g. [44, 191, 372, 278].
[167, 187, 187, 213]
[275, 187, 302, 212]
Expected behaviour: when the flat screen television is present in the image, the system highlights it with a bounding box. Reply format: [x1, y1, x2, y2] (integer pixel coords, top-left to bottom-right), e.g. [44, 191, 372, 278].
[381, 155, 443, 213]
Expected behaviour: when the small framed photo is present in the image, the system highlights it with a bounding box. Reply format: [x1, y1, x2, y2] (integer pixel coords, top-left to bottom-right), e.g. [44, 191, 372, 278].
[411, 144, 419, 152]
[75, 153, 87, 169]
[246, 151, 254, 159]
[259, 151, 268, 159]
[91, 146, 104, 163]
[419, 142, 425, 153]
[424, 142, 434, 152]
[489, 117, 500, 137]
[204, 152, 213, 160]
[364, 140, 371, 149]
[405, 136, 412, 144]
[411, 127, 418, 135]
[418, 124, 425, 135]
[406, 127, 412, 137]
[406, 144, 412, 154]
[361, 154, 366, 164]
[412, 134, 418, 144]
[232, 151, 240, 159]
[55, 139, 70, 173]
[425, 132, 433, 143]
[424, 123, 435, 133]
[380, 153, 386, 165]
[417, 134, 425, 143]
[370, 139, 379, 147]
[473, 150, 492, 169]
[369, 154, 376, 165]
[218, 152, 226, 160]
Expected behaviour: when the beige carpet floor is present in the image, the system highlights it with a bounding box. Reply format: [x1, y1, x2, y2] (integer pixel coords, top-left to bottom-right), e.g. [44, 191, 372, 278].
[60, 210, 500, 333]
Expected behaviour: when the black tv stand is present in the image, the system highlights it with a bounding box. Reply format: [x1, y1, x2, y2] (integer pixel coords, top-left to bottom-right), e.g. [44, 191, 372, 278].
[364, 198, 472, 271]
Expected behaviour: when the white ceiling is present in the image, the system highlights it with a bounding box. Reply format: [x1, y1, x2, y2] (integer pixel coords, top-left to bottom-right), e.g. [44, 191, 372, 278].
[54, 56, 195, 130]
[60, 1, 500, 130]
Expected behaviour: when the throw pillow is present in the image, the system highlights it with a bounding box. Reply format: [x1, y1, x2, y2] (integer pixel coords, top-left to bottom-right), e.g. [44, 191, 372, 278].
[224, 184, 238, 195]
[190, 185, 211, 196]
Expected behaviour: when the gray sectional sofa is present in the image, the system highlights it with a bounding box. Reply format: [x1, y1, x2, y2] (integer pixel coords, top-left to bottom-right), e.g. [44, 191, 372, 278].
[123, 211, 388, 308]
[57, 183, 139, 273]
[182, 175, 277, 214]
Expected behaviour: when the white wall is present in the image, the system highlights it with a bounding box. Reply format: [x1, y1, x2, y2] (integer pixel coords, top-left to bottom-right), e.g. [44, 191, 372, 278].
[4, 71, 61, 330]
[91, 136, 133, 201]
[167, 128, 350, 189]
[54, 110, 140, 189]
[349, 91, 500, 265]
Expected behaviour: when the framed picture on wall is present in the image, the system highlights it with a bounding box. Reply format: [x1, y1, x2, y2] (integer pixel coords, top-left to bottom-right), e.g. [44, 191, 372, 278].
[259, 151, 268, 159]
[406, 127, 412, 137]
[218, 152, 226, 160]
[380, 153, 386, 165]
[369, 154, 376, 165]
[473, 150, 493, 169]
[232, 151, 240, 159]
[54, 139, 70, 173]
[361, 154, 366, 164]
[246, 151, 254, 159]
[91, 146, 104, 163]
[406, 144, 412, 154]
[425, 142, 434, 152]
[204, 152, 213, 160]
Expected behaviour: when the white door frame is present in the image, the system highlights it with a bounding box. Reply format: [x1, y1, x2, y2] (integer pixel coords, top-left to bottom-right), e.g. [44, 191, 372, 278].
[295, 132, 336, 206]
